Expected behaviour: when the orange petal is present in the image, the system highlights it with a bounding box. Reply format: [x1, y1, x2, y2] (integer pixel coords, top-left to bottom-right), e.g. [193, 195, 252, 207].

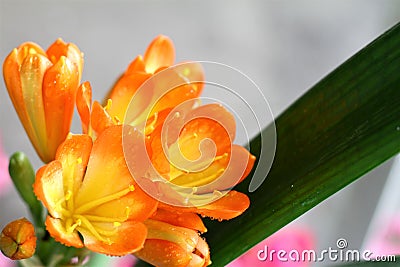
[3, 49, 30, 142]
[106, 72, 151, 123]
[82, 126, 157, 221]
[193, 237, 211, 266]
[149, 72, 202, 117]
[123, 64, 203, 128]
[188, 190, 250, 220]
[90, 101, 114, 136]
[46, 38, 83, 81]
[151, 209, 207, 233]
[135, 239, 192, 267]
[148, 103, 236, 183]
[144, 107, 173, 136]
[76, 82, 92, 134]
[136, 219, 211, 267]
[79, 220, 147, 256]
[174, 112, 233, 169]
[20, 53, 52, 162]
[190, 145, 256, 193]
[43, 56, 80, 162]
[173, 62, 205, 94]
[45, 217, 84, 248]
[125, 55, 145, 74]
[3, 48, 27, 118]
[231, 146, 256, 185]
[75, 125, 129, 205]
[15, 42, 47, 63]
[159, 191, 250, 220]
[144, 219, 200, 252]
[88, 188, 158, 223]
[184, 103, 236, 146]
[74, 126, 157, 221]
[34, 161, 64, 218]
[146, 126, 170, 179]
[144, 35, 175, 73]
[167, 158, 228, 188]
[55, 134, 93, 196]
[121, 125, 180, 204]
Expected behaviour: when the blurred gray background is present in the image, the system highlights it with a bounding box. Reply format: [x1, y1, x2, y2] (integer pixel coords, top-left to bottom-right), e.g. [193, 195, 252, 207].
[1, 0, 400, 266]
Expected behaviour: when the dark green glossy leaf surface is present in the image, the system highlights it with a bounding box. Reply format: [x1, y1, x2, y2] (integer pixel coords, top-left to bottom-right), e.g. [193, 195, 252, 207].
[204, 22, 400, 266]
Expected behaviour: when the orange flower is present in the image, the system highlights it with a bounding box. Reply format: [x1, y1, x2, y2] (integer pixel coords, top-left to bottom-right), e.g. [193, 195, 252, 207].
[34, 126, 158, 256]
[3, 39, 83, 163]
[13, 35, 255, 266]
[0, 218, 36, 260]
[135, 210, 210, 267]
[129, 103, 255, 208]
[104, 35, 204, 128]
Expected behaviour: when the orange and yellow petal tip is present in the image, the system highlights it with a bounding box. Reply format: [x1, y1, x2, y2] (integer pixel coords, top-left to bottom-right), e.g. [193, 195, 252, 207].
[144, 35, 175, 73]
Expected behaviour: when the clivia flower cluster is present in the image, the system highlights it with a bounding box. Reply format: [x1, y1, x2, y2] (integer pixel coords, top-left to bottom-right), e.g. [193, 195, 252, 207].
[1, 36, 255, 267]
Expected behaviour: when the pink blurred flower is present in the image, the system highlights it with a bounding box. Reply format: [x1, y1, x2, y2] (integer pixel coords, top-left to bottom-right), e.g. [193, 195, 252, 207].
[0, 253, 15, 267]
[365, 215, 400, 257]
[0, 133, 11, 196]
[113, 255, 137, 267]
[227, 226, 314, 267]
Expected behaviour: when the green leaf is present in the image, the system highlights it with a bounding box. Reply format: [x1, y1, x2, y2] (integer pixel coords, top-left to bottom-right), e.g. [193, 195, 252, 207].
[204, 22, 400, 265]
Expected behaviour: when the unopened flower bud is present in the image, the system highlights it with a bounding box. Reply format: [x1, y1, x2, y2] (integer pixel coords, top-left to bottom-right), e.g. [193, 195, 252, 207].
[0, 218, 36, 260]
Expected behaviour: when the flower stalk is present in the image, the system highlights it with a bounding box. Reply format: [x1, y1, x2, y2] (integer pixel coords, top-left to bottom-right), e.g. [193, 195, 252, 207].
[8, 152, 44, 230]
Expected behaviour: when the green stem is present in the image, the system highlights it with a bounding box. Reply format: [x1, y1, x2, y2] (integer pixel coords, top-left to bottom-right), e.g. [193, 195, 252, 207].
[8, 152, 45, 230]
